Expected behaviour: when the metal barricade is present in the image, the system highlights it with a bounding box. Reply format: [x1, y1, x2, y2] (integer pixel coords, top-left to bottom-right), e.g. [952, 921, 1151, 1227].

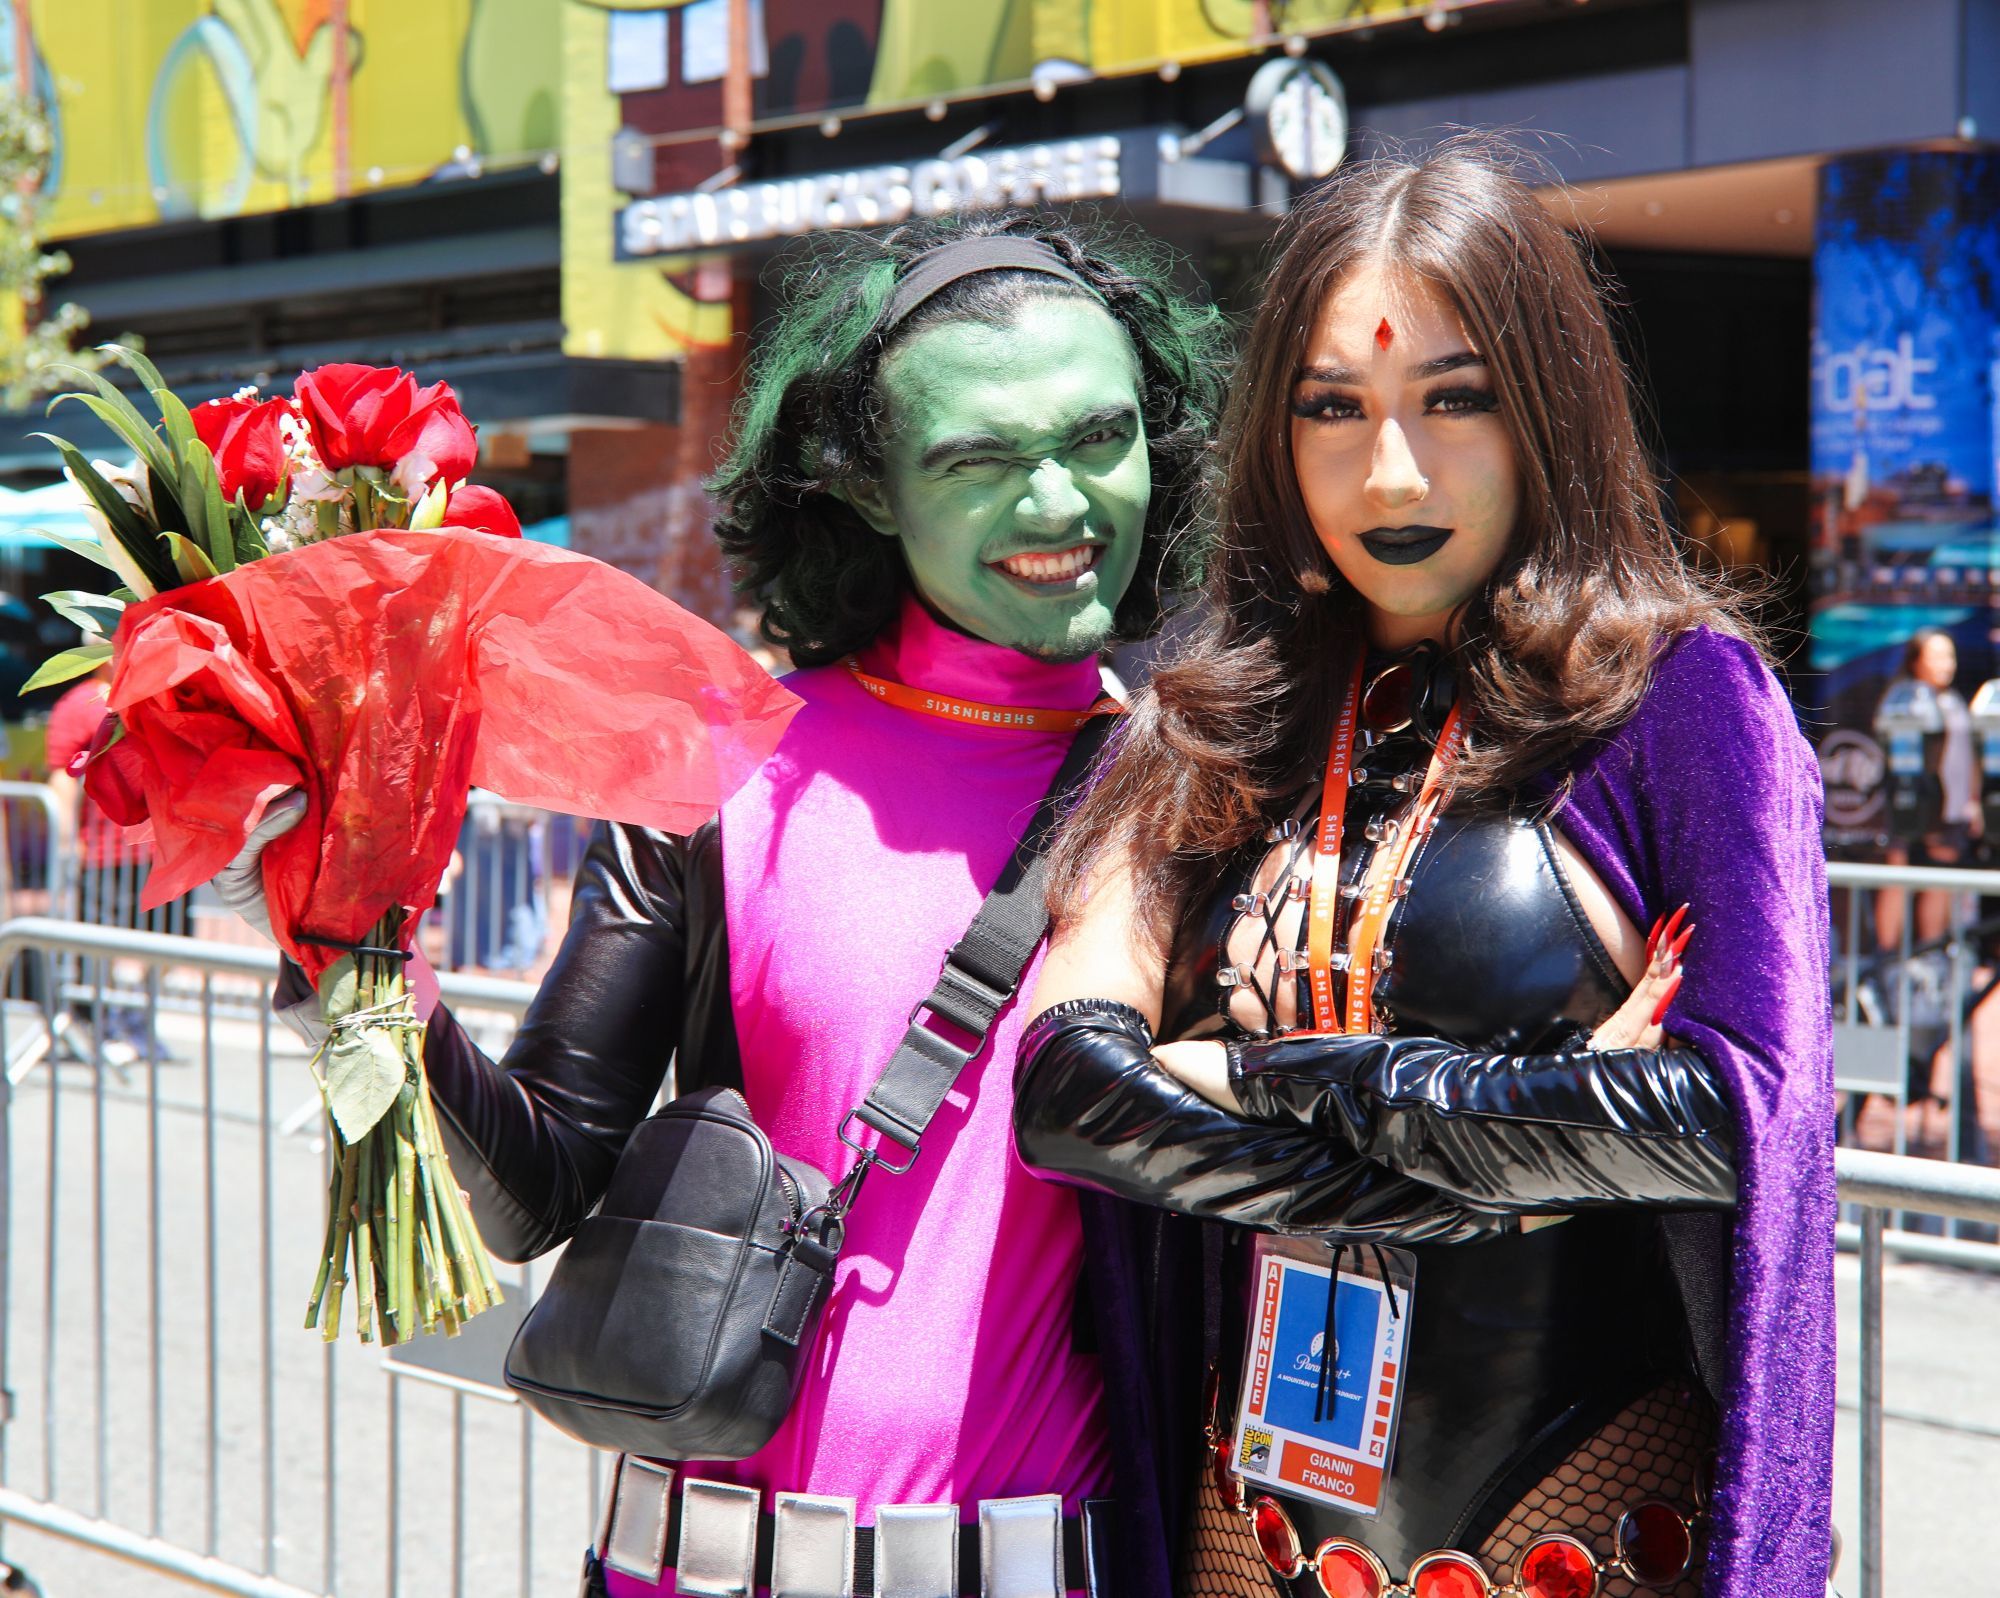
[1826, 859, 1996, 1169]
[1835, 1147, 2000, 1598]
[0, 917, 1989, 1597]
[440, 795, 592, 979]
[0, 917, 606, 1598]
[0, 787, 67, 930]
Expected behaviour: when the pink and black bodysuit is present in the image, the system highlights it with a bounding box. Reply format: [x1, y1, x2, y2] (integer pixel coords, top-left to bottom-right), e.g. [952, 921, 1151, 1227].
[420, 597, 1134, 1595]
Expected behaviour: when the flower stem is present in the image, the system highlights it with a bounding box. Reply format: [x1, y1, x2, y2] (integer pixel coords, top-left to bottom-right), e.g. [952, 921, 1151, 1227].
[305, 904, 500, 1343]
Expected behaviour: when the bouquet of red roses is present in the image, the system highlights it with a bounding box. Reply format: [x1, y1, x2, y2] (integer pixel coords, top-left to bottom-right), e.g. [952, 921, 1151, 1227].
[28, 347, 800, 1343]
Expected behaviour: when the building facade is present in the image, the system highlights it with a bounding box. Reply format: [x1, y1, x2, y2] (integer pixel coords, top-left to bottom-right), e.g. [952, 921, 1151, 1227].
[4, 0, 1998, 839]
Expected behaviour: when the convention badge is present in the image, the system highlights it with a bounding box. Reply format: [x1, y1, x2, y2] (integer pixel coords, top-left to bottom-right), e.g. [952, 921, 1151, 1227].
[1226, 1235, 1416, 1519]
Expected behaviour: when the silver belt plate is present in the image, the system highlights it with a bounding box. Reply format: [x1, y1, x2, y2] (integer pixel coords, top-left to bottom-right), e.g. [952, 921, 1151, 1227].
[772, 1491, 857, 1598]
[873, 1502, 959, 1598]
[979, 1494, 1064, 1598]
[677, 1477, 761, 1598]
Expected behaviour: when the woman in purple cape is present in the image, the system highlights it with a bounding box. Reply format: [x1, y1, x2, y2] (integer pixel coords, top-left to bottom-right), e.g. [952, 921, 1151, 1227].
[1014, 141, 1834, 1598]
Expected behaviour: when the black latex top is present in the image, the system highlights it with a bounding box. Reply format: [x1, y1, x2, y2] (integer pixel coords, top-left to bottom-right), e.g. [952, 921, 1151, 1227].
[1016, 700, 1734, 1568]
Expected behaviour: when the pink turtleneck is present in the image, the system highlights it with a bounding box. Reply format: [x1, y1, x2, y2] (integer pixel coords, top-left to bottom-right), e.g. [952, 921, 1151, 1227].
[607, 597, 1112, 1596]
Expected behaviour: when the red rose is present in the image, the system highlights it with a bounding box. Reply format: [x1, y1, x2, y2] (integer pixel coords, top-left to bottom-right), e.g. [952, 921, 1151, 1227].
[193, 395, 291, 508]
[293, 364, 420, 472]
[383, 379, 478, 497]
[293, 364, 478, 498]
[73, 713, 149, 827]
[445, 484, 522, 539]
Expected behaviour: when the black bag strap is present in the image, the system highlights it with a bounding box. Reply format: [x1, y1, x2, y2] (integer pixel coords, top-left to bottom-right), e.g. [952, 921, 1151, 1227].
[821, 713, 1115, 1221]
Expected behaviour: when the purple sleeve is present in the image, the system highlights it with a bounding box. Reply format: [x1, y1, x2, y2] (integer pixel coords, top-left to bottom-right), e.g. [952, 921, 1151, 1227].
[1553, 628, 1834, 1598]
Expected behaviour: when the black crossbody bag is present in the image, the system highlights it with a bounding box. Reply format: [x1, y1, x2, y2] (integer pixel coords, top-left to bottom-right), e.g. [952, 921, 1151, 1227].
[502, 717, 1112, 1460]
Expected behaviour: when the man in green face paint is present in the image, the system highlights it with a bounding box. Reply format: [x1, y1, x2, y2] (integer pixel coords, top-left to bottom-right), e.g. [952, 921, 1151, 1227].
[839, 293, 1152, 662]
[397, 218, 1226, 1596]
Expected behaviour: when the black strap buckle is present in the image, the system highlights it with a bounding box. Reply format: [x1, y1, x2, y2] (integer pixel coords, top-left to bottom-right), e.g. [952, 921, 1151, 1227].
[837, 1108, 920, 1176]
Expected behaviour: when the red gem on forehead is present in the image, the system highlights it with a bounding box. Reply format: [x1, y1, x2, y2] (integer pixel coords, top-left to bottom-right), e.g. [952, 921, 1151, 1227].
[1375, 317, 1395, 351]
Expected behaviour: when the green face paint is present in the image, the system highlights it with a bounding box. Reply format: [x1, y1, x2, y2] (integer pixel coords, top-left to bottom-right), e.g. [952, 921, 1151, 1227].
[847, 297, 1150, 663]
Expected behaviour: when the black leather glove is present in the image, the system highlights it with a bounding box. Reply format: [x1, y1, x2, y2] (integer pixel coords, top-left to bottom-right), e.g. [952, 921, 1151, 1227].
[417, 819, 731, 1263]
[1226, 1029, 1737, 1211]
[1014, 999, 1511, 1242]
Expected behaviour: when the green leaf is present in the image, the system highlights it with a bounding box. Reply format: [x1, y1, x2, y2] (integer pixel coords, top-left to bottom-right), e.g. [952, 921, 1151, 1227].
[109, 587, 141, 603]
[31, 434, 177, 592]
[43, 589, 125, 637]
[31, 524, 126, 578]
[323, 1027, 407, 1143]
[153, 382, 202, 482]
[184, 439, 235, 572]
[21, 641, 111, 695]
[144, 462, 191, 541]
[160, 530, 219, 583]
[319, 954, 359, 1020]
[231, 492, 269, 563]
[49, 376, 178, 491]
[102, 343, 171, 398]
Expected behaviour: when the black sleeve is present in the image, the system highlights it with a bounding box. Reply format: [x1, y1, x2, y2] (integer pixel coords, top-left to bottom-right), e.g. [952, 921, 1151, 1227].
[420, 821, 692, 1262]
[1226, 1028, 1736, 1211]
[1013, 999, 1512, 1243]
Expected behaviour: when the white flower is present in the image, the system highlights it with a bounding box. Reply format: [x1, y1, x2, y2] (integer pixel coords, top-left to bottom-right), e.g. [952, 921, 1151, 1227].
[89, 457, 155, 520]
[288, 465, 345, 504]
[390, 451, 441, 503]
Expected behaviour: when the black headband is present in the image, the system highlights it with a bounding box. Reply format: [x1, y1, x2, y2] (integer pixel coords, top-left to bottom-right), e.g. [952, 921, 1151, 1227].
[881, 236, 1094, 332]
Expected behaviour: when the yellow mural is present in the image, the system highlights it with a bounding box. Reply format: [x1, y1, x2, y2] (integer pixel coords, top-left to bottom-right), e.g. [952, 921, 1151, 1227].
[24, 0, 559, 240]
[13, 0, 1503, 364]
[561, 0, 734, 361]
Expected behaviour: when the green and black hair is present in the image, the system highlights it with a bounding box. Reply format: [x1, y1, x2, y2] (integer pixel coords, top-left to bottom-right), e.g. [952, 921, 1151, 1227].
[710, 211, 1230, 667]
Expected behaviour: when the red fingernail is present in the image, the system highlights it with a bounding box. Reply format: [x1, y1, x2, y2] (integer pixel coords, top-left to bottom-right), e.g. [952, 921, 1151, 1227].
[1645, 914, 1667, 962]
[1661, 903, 1691, 952]
[1651, 968, 1684, 1027]
[1668, 924, 1696, 966]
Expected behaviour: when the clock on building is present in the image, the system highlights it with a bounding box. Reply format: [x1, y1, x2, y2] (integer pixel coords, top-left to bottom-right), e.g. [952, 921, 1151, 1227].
[1246, 57, 1348, 182]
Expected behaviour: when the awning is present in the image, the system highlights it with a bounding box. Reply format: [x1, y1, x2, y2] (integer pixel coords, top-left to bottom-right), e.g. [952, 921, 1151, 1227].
[0, 480, 104, 550]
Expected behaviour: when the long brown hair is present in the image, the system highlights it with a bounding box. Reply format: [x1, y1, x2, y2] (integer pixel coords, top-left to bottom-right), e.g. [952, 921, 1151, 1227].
[1052, 137, 1759, 945]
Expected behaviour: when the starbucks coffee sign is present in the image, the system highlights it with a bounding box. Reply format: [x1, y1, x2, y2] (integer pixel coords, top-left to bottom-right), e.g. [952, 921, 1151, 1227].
[619, 137, 1123, 256]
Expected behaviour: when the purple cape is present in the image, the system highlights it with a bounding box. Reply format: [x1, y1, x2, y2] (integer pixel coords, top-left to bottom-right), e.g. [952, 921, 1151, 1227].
[1551, 629, 1834, 1596]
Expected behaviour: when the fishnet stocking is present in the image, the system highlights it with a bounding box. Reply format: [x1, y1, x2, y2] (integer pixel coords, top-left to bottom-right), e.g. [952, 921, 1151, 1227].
[1476, 1383, 1714, 1597]
[1172, 1384, 1712, 1598]
[1176, 1452, 1282, 1598]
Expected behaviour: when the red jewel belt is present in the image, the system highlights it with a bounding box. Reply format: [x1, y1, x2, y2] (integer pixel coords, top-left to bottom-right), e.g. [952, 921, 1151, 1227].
[1210, 1435, 1702, 1598]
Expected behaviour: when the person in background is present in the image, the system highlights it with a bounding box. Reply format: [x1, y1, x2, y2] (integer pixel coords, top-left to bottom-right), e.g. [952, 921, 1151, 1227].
[1876, 627, 1981, 953]
[444, 789, 550, 975]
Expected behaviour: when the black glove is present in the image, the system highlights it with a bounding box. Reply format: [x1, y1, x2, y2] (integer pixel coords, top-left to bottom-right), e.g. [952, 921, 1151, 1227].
[1226, 1028, 1736, 1211]
[419, 820, 724, 1262]
[1014, 999, 1511, 1242]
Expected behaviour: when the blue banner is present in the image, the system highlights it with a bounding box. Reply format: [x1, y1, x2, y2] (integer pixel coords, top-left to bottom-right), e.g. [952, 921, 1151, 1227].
[1808, 151, 2000, 841]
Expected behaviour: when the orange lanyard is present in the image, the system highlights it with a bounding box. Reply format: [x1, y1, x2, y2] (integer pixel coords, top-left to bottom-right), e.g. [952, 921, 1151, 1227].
[843, 658, 1122, 733]
[1304, 656, 1466, 1035]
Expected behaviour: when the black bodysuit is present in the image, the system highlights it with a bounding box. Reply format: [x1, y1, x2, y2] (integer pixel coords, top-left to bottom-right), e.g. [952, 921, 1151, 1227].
[1015, 670, 1738, 1581]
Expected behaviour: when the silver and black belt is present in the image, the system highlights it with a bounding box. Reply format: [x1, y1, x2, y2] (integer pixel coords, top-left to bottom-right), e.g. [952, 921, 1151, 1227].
[592, 1455, 1109, 1597]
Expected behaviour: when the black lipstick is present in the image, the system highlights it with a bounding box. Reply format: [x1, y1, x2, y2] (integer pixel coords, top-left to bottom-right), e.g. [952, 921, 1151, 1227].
[1357, 525, 1452, 566]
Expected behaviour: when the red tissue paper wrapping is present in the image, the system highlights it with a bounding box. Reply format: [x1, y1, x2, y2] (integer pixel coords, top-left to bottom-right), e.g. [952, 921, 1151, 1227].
[91, 529, 800, 983]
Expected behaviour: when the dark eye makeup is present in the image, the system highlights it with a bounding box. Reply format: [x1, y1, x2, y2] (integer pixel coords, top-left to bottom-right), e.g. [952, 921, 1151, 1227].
[1288, 381, 1500, 422]
[1288, 389, 1363, 421]
[1425, 383, 1501, 415]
